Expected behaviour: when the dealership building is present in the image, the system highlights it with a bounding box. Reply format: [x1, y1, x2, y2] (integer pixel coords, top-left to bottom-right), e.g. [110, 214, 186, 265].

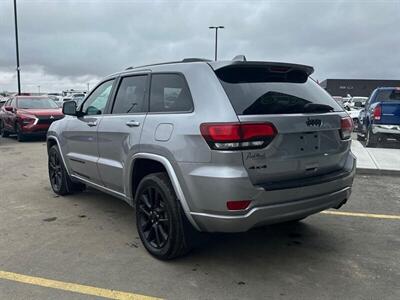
[320, 79, 400, 97]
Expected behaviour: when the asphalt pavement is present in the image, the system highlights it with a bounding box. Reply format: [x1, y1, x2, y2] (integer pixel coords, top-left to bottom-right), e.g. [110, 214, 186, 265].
[0, 137, 399, 300]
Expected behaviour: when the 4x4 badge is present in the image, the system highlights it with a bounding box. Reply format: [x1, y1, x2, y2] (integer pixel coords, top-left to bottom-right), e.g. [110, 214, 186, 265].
[306, 117, 322, 127]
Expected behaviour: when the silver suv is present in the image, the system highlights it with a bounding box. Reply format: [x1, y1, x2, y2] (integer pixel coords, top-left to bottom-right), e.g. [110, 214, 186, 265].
[47, 57, 356, 259]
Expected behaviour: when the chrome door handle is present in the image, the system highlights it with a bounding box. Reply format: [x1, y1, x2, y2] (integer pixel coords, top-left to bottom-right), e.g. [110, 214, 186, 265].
[87, 121, 97, 127]
[126, 120, 140, 127]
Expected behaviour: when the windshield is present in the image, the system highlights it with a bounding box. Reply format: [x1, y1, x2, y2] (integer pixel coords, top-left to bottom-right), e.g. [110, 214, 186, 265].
[17, 98, 59, 109]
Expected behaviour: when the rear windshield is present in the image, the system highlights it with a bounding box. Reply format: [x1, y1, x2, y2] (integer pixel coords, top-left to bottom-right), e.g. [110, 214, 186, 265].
[375, 89, 400, 102]
[17, 98, 59, 109]
[216, 67, 343, 115]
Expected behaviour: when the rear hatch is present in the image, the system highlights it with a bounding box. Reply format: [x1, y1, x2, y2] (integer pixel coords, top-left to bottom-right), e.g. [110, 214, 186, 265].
[213, 62, 351, 189]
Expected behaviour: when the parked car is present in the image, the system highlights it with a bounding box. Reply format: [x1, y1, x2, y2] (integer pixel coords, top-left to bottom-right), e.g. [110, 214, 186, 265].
[350, 97, 367, 107]
[358, 87, 400, 147]
[70, 93, 86, 107]
[61, 96, 72, 102]
[47, 57, 355, 259]
[0, 96, 64, 141]
[47, 95, 62, 106]
[344, 99, 365, 131]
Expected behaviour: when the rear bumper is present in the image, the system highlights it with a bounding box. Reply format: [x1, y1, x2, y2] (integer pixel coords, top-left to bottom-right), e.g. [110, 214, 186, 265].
[179, 152, 356, 233]
[372, 124, 400, 135]
[191, 186, 351, 232]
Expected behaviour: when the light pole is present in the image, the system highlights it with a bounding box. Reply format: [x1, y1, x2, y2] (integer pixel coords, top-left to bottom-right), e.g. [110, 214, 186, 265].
[13, 0, 21, 95]
[209, 26, 224, 61]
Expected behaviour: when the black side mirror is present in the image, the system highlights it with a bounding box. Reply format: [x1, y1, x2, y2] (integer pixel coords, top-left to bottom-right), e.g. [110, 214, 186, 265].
[63, 101, 79, 116]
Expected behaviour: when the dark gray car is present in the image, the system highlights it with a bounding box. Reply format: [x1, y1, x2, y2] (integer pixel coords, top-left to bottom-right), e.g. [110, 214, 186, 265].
[47, 57, 356, 259]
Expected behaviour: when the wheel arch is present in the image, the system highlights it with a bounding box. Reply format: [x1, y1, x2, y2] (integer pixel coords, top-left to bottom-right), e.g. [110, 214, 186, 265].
[47, 137, 57, 153]
[127, 153, 200, 231]
[46, 135, 70, 175]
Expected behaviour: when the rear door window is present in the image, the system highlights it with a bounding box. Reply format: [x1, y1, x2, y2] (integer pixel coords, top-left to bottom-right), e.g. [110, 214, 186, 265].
[149, 74, 193, 113]
[112, 75, 147, 114]
[216, 66, 343, 115]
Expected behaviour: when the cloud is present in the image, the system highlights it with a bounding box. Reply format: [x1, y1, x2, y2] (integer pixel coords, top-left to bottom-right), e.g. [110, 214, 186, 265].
[0, 0, 399, 92]
[0, 65, 101, 93]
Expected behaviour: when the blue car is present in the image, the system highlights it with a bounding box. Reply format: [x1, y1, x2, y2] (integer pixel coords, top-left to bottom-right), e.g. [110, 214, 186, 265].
[358, 87, 400, 147]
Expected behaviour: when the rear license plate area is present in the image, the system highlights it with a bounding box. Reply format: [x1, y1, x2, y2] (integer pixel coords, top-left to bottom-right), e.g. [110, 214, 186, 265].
[297, 132, 320, 154]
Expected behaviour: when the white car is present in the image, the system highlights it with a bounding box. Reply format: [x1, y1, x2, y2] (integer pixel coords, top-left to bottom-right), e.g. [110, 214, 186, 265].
[346, 106, 362, 130]
[347, 107, 361, 119]
[349, 96, 368, 108]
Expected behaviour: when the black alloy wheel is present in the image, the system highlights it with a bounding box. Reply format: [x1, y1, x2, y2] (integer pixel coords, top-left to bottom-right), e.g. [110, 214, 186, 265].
[49, 148, 63, 192]
[135, 173, 196, 260]
[138, 186, 170, 249]
[48, 145, 85, 195]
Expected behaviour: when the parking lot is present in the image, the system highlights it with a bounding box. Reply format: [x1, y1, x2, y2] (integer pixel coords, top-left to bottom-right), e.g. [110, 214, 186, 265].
[0, 136, 399, 299]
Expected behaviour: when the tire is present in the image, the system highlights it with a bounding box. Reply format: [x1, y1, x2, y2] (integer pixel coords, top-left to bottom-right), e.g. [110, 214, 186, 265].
[135, 172, 195, 260]
[48, 145, 86, 195]
[365, 127, 378, 148]
[0, 121, 9, 137]
[356, 133, 365, 141]
[16, 125, 26, 142]
[352, 119, 359, 132]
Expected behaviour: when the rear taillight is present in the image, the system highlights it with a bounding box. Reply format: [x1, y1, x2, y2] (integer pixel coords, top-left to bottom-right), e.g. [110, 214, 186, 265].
[373, 105, 382, 120]
[200, 122, 277, 150]
[340, 117, 353, 140]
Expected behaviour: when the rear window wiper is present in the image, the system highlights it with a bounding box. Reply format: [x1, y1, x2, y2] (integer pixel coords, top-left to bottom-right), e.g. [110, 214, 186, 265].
[304, 103, 334, 113]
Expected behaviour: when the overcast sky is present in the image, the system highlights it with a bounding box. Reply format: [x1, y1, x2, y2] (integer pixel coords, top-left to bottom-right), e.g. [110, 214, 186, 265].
[0, 0, 399, 92]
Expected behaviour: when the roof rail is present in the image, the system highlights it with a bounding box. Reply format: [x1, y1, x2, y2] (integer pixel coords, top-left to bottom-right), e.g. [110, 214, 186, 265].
[125, 58, 211, 70]
[232, 55, 247, 62]
[181, 58, 211, 62]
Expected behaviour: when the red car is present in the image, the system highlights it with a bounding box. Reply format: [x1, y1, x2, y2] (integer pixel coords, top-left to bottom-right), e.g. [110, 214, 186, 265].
[0, 96, 64, 141]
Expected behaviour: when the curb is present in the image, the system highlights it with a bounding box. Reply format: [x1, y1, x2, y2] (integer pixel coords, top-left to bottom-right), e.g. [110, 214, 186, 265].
[356, 168, 400, 177]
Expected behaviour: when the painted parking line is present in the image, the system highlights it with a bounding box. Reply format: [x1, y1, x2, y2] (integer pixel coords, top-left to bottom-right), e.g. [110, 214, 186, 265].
[321, 210, 400, 220]
[0, 270, 161, 300]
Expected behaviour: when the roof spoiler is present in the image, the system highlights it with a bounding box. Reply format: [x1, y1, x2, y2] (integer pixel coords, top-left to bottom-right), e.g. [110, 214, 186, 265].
[210, 60, 314, 77]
